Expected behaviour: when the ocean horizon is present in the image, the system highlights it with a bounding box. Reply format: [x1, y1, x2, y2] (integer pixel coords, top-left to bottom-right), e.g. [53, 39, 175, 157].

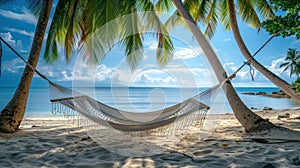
[1, 86, 300, 118]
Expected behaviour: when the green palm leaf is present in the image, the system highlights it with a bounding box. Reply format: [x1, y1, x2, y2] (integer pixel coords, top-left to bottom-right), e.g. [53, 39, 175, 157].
[237, 0, 261, 30]
[138, 0, 174, 66]
[220, 0, 231, 30]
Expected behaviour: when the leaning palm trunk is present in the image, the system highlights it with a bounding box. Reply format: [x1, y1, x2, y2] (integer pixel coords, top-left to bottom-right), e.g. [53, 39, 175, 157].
[227, 0, 300, 102]
[172, 0, 274, 132]
[0, 0, 53, 133]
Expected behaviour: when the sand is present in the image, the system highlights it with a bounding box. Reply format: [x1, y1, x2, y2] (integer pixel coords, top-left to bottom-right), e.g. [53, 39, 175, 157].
[0, 109, 300, 168]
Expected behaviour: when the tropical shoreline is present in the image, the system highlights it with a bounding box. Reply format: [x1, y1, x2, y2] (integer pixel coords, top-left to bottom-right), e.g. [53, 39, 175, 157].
[0, 109, 299, 167]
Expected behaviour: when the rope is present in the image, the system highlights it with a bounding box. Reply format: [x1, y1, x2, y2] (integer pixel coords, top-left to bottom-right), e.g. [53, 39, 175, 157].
[0, 36, 51, 82]
[227, 34, 276, 81]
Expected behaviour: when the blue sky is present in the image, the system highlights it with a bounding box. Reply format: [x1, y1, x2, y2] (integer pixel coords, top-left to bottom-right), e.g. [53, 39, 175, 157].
[0, 1, 299, 88]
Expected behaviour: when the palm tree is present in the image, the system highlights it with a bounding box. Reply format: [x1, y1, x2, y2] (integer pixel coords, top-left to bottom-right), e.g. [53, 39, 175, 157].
[167, 0, 300, 102]
[171, 0, 274, 132]
[226, 0, 300, 101]
[280, 48, 300, 77]
[0, 0, 53, 132]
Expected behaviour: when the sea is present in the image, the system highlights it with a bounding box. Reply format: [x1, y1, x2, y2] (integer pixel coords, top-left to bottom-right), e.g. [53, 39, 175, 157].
[1, 87, 300, 118]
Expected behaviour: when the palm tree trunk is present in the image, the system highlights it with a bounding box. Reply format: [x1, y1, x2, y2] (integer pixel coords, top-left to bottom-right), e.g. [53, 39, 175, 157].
[172, 0, 274, 132]
[0, 0, 53, 133]
[227, 0, 300, 102]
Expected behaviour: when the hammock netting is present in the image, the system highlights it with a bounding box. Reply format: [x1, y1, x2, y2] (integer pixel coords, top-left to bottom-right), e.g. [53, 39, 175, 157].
[49, 81, 220, 156]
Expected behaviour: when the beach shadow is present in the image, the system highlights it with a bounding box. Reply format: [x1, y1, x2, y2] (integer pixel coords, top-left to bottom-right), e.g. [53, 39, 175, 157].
[1, 116, 300, 167]
[0, 124, 206, 167]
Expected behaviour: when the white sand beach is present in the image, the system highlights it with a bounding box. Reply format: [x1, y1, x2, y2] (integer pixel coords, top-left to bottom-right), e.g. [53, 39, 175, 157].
[0, 109, 300, 168]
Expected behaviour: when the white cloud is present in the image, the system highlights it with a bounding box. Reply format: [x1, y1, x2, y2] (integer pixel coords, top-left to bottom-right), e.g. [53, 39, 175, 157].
[0, 8, 37, 25]
[223, 62, 237, 72]
[61, 70, 73, 81]
[3, 58, 24, 73]
[0, 32, 23, 50]
[59, 64, 116, 82]
[5, 28, 34, 37]
[94, 64, 115, 81]
[130, 69, 177, 85]
[223, 38, 231, 42]
[173, 47, 204, 60]
[267, 57, 289, 76]
[223, 62, 258, 81]
[36, 65, 55, 78]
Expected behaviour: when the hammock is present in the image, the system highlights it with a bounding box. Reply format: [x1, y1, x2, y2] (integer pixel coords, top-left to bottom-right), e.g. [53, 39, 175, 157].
[50, 81, 214, 134]
[48, 79, 219, 157]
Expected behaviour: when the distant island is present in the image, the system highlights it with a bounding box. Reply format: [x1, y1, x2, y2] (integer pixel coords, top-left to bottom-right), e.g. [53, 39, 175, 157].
[242, 90, 290, 98]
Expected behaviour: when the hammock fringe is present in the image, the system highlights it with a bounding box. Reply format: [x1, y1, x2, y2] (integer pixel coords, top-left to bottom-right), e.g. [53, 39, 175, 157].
[49, 82, 212, 136]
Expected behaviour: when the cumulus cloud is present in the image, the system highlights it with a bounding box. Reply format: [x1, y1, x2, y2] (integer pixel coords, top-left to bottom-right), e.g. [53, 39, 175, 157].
[223, 62, 237, 72]
[173, 47, 204, 60]
[0, 32, 23, 50]
[130, 69, 177, 85]
[267, 57, 289, 76]
[0, 8, 37, 25]
[59, 64, 116, 82]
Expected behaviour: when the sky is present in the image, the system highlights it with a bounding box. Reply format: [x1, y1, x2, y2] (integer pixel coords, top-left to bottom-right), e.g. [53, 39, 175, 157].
[0, 1, 299, 88]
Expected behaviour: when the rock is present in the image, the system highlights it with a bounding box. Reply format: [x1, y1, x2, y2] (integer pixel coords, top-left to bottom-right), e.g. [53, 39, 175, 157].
[81, 136, 91, 141]
[263, 106, 273, 110]
[251, 107, 258, 110]
[277, 113, 290, 120]
[243, 90, 290, 98]
[258, 91, 267, 95]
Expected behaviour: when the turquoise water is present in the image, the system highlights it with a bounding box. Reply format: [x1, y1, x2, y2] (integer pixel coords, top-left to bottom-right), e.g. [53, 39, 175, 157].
[0, 87, 300, 118]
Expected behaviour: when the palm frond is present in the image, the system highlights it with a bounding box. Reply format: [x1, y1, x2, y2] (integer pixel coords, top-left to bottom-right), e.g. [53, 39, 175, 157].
[118, 1, 143, 70]
[44, 0, 70, 64]
[64, 0, 79, 61]
[138, 0, 174, 66]
[194, 0, 210, 24]
[155, 0, 174, 12]
[164, 0, 200, 31]
[253, 0, 275, 19]
[81, 0, 120, 45]
[156, 31, 174, 66]
[203, 0, 219, 38]
[279, 62, 289, 68]
[220, 0, 231, 30]
[237, 0, 261, 30]
[44, 37, 58, 64]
